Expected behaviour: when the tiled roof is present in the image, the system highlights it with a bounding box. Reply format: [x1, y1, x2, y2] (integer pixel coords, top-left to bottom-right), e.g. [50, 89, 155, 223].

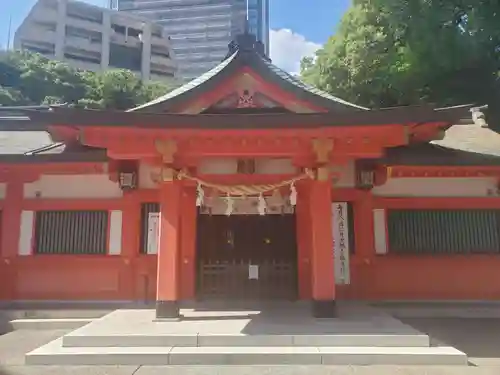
[432, 124, 500, 156]
[384, 124, 500, 166]
[0, 131, 53, 154]
[131, 52, 240, 112]
[257, 54, 367, 110]
[131, 33, 366, 113]
[0, 115, 107, 161]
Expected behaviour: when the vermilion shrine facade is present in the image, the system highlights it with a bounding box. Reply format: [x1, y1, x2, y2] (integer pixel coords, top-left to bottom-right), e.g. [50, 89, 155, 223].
[0, 33, 499, 318]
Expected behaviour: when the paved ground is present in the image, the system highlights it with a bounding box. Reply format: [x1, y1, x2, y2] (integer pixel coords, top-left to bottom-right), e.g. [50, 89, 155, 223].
[2, 318, 500, 375]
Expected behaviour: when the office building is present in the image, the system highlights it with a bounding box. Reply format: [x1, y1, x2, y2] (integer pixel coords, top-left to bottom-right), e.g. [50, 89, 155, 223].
[14, 0, 178, 81]
[118, 0, 270, 80]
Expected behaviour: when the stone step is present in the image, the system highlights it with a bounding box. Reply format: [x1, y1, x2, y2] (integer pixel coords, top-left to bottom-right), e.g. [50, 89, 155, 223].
[26, 339, 468, 366]
[62, 332, 430, 348]
[0, 309, 111, 319]
[10, 318, 93, 330]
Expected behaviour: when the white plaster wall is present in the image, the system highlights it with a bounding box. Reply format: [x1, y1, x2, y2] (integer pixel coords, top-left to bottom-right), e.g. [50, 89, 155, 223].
[24, 174, 123, 199]
[255, 159, 297, 174]
[139, 162, 160, 189]
[373, 209, 388, 255]
[331, 161, 356, 188]
[0, 183, 7, 199]
[199, 158, 297, 175]
[18, 211, 34, 256]
[199, 159, 237, 174]
[108, 210, 122, 255]
[372, 177, 497, 197]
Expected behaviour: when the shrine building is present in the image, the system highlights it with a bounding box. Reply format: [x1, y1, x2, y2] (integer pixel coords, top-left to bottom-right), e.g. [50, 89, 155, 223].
[0, 33, 498, 319]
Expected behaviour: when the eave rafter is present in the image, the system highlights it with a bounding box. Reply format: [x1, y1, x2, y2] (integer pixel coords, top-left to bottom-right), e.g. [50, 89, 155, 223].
[80, 123, 409, 165]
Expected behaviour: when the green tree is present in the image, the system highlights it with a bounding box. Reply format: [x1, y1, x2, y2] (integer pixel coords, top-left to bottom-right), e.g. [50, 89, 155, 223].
[0, 50, 177, 109]
[301, 0, 500, 110]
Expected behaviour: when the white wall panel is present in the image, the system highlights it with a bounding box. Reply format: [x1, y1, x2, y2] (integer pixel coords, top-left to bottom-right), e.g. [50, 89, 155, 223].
[373, 209, 388, 255]
[255, 158, 297, 174]
[18, 211, 34, 256]
[24, 174, 122, 198]
[372, 177, 496, 197]
[0, 183, 7, 199]
[108, 210, 122, 255]
[139, 162, 159, 189]
[199, 158, 237, 174]
[331, 161, 356, 188]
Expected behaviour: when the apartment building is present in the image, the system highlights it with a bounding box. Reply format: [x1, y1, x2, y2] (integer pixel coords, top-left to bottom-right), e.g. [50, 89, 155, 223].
[14, 0, 178, 81]
[118, 0, 270, 80]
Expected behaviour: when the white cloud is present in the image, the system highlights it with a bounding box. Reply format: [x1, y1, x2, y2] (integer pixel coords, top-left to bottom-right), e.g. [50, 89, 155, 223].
[269, 29, 321, 75]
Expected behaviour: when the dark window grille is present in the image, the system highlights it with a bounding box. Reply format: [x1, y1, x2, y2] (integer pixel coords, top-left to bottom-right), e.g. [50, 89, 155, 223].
[347, 203, 356, 254]
[34, 211, 108, 255]
[388, 209, 500, 255]
[140, 203, 160, 254]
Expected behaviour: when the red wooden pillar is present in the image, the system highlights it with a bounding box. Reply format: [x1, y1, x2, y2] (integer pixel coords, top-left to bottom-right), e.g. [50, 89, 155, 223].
[309, 179, 336, 318]
[354, 191, 375, 259]
[180, 186, 197, 300]
[1, 179, 23, 258]
[120, 191, 141, 300]
[295, 181, 312, 299]
[0, 178, 23, 300]
[352, 191, 375, 299]
[156, 181, 182, 319]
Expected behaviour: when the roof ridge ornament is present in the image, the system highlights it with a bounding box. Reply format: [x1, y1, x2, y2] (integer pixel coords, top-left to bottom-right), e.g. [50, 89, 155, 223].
[471, 106, 488, 128]
[222, 6, 270, 62]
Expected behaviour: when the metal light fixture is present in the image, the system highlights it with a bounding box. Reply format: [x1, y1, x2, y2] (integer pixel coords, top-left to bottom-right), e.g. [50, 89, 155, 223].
[356, 161, 376, 190]
[118, 161, 138, 191]
[119, 171, 137, 190]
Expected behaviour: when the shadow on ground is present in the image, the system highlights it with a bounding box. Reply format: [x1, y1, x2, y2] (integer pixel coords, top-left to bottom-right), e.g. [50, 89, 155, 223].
[401, 317, 500, 359]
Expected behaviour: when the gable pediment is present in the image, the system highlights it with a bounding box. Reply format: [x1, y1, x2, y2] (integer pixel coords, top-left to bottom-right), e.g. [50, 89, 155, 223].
[130, 32, 367, 114]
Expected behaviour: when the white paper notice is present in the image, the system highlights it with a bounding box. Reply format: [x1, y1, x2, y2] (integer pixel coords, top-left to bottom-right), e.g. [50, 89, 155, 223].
[332, 202, 351, 285]
[147, 212, 160, 255]
[248, 264, 259, 280]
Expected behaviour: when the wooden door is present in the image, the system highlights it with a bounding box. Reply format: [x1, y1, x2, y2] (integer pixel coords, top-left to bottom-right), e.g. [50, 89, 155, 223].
[196, 214, 298, 300]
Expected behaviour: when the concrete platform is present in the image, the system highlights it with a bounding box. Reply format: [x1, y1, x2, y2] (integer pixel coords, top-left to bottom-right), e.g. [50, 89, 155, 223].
[25, 303, 469, 366]
[61, 305, 430, 348]
[26, 338, 467, 366]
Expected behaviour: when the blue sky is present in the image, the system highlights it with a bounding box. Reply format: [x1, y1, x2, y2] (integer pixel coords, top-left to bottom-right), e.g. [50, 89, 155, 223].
[1, 0, 351, 72]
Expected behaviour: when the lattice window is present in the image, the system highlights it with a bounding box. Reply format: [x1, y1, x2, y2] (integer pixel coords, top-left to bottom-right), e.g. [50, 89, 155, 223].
[387, 209, 500, 254]
[34, 211, 108, 255]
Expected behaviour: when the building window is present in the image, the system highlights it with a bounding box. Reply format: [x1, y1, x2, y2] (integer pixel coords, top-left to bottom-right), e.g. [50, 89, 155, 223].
[109, 43, 142, 71]
[34, 211, 108, 255]
[387, 209, 500, 254]
[346, 203, 356, 255]
[140, 203, 160, 254]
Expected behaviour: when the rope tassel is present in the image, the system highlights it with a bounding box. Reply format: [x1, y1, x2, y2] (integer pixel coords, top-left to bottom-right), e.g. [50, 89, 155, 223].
[225, 193, 234, 216]
[196, 182, 205, 207]
[290, 182, 297, 206]
[258, 193, 266, 216]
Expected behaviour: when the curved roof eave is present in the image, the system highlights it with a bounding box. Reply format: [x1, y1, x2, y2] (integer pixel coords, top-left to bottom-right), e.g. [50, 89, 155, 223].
[130, 48, 367, 113]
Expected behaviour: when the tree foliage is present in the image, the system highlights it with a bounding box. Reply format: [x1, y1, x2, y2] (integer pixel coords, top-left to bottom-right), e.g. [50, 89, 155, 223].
[301, 0, 500, 110]
[0, 50, 177, 109]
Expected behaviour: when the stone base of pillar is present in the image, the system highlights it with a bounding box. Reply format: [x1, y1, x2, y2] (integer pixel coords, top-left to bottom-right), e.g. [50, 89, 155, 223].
[312, 300, 337, 318]
[155, 300, 180, 320]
